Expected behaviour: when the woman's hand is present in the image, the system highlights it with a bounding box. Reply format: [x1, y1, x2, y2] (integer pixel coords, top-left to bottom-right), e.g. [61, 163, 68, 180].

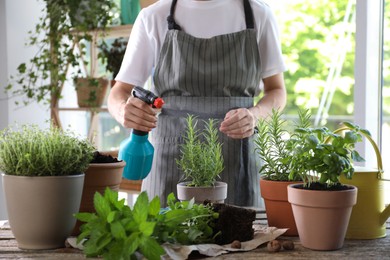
[219, 108, 257, 139]
[108, 82, 158, 132]
[121, 96, 158, 132]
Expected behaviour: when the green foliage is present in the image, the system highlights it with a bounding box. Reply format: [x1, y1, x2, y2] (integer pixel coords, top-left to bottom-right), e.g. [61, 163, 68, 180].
[176, 115, 224, 187]
[254, 109, 310, 181]
[99, 37, 128, 78]
[273, 1, 356, 119]
[6, 1, 74, 106]
[76, 188, 218, 260]
[0, 124, 95, 176]
[67, 0, 117, 31]
[5, 0, 117, 106]
[286, 113, 366, 187]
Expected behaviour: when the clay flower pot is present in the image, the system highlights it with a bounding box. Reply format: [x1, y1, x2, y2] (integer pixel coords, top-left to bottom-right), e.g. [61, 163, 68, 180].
[72, 153, 125, 236]
[288, 183, 357, 250]
[260, 178, 301, 236]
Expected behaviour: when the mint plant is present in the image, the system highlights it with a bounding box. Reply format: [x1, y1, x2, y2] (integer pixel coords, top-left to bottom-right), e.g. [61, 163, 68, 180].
[76, 188, 218, 260]
[176, 115, 224, 187]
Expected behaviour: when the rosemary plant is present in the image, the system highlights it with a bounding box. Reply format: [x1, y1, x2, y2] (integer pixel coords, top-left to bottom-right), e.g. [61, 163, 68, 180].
[176, 115, 224, 187]
[254, 109, 310, 181]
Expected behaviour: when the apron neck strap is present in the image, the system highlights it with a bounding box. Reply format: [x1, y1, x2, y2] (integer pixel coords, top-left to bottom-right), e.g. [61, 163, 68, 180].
[167, 0, 182, 30]
[166, 0, 255, 31]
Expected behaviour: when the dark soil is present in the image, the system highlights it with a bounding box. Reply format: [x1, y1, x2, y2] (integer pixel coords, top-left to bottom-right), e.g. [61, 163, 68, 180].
[90, 151, 120, 163]
[211, 203, 256, 245]
[295, 182, 354, 191]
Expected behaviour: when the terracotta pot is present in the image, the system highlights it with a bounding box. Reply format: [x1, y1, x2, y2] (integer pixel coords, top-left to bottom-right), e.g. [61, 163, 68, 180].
[72, 160, 125, 235]
[288, 183, 357, 250]
[2, 174, 84, 249]
[75, 77, 109, 108]
[177, 181, 227, 204]
[260, 178, 301, 236]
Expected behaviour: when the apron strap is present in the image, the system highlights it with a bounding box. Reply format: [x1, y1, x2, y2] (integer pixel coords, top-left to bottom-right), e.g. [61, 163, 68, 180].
[166, 0, 255, 30]
[243, 0, 254, 29]
[167, 0, 182, 30]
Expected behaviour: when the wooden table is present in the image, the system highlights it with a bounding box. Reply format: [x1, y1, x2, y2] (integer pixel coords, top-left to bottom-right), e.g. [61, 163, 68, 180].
[1, 222, 390, 259]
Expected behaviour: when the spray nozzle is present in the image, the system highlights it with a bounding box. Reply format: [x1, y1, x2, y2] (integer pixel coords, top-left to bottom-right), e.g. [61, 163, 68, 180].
[132, 86, 165, 108]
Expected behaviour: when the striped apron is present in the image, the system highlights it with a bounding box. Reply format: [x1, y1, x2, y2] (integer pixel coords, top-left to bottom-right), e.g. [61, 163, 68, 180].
[142, 0, 263, 207]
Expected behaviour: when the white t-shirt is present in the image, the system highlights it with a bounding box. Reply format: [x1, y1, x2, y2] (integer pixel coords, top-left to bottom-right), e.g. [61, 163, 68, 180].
[116, 0, 287, 89]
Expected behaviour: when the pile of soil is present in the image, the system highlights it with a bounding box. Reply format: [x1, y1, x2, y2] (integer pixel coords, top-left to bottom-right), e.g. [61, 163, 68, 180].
[297, 182, 354, 191]
[211, 203, 256, 245]
[90, 151, 120, 163]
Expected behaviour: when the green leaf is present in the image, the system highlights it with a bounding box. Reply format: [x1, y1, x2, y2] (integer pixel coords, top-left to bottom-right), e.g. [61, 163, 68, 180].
[107, 211, 116, 223]
[149, 196, 161, 217]
[133, 191, 149, 224]
[344, 131, 358, 144]
[110, 221, 126, 239]
[123, 232, 141, 256]
[139, 221, 156, 237]
[75, 212, 97, 223]
[94, 192, 111, 219]
[139, 236, 165, 260]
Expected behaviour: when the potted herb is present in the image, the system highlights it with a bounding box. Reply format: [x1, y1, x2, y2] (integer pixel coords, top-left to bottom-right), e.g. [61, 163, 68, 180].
[100, 37, 128, 86]
[75, 188, 218, 259]
[176, 115, 226, 203]
[286, 119, 366, 250]
[0, 124, 95, 249]
[5, 1, 76, 111]
[5, 0, 117, 111]
[254, 109, 309, 236]
[75, 188, 258, 259]
[67, 0, 117, 108]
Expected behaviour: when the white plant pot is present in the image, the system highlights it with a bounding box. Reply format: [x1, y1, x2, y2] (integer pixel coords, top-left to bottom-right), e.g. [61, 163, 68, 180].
[177, 181, 227, 204]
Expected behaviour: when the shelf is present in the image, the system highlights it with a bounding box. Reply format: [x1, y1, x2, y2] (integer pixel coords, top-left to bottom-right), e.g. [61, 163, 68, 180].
[58, 107, 109, 112]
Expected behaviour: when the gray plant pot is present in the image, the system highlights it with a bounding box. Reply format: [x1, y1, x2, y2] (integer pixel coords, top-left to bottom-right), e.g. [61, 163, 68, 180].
[177, 181, 227, 204]
[2, 173, 84, 250]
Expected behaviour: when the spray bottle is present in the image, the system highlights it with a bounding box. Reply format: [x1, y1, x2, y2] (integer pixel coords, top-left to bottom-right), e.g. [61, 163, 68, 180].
[118, 86, 164, 180]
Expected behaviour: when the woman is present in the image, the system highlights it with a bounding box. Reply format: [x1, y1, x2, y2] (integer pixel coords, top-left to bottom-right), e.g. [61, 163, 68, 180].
[108, 0, 287, 207]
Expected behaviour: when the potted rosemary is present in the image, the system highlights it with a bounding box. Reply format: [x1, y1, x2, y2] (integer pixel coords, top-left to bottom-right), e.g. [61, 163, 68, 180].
[176, 115, 226, 203]
[0, 124, 95, 250]
[254, 109, 308, 236]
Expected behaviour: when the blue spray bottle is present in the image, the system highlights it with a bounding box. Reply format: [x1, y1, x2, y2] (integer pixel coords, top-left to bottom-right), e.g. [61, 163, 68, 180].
[118, 86, 164, 180]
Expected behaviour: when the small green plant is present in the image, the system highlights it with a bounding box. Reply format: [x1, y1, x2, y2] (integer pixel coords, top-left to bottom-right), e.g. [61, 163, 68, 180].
[0, 124, 95, 176]
[100, 37, 128, 79]
[254, 109, 310, 181]
[287, 117, 367, 188]
[176, 115, 224, 187]
[76, 188, 218, 260]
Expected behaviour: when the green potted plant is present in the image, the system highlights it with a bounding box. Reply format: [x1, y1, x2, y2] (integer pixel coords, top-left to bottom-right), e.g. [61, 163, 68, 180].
[176, 115, 226, 203]
[5, 0, 118, 112]
[286, 118, 366, 250]
[67, 0, 118, 108]
[5, 1, 77, 114]
[254, 109, 309, 236]
[100, 37, 128, 86]
[0, 124, 95, 250]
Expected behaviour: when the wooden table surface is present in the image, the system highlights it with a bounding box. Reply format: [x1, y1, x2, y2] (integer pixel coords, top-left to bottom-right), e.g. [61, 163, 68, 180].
[1, 222, 390, 259]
